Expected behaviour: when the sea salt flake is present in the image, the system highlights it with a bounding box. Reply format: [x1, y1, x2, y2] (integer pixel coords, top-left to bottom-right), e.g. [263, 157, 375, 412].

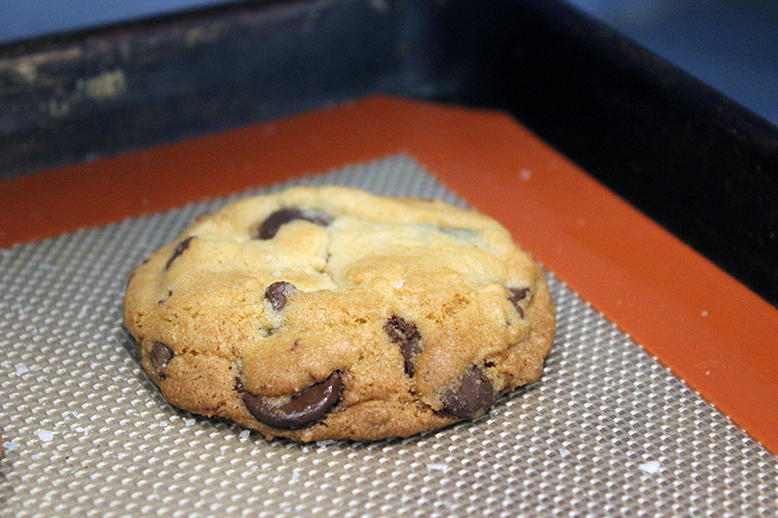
[428, 463, 448, 472]
[639, 460, 660, 474]
[38, 430, 55, 442]
[3, 441, 20, 451]
[15, 365, 29, 376]
[559, 447, 571, 457]
[184, 418, 196, 427]
[239, 430, 251, 439]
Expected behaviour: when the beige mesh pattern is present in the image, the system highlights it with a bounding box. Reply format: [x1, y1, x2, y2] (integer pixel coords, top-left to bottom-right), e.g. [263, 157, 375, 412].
[0, 155, 776, 517]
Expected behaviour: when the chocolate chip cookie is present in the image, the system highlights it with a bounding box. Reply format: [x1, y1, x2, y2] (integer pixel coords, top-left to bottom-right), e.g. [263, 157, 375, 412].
[123, 186, 556, 441]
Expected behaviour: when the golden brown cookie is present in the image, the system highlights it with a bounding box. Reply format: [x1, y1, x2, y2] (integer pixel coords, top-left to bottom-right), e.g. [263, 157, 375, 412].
[123, 186, 556, 441]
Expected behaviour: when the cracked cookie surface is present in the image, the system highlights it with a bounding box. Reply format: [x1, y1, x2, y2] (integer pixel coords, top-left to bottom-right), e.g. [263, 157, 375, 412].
[123, 186, 556, 441]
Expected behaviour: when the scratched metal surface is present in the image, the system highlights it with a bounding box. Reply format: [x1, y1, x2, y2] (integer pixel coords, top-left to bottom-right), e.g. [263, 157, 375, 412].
[0, 155, 776, 517]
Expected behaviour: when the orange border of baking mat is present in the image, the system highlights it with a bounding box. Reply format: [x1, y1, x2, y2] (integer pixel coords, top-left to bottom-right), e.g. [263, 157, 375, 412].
[2, 95, 778, 455]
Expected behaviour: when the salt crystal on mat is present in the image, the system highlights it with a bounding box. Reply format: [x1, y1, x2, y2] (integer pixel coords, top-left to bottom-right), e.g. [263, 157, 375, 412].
[639, 461, 660, 474]
[239, 430, 250, 439]
[37, 431, 54, 442]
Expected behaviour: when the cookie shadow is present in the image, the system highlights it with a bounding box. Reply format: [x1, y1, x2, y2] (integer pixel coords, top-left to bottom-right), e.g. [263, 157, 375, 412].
[115, 325, 172, 405]
[117, 326, 143, 366]
[0, 444, 16, 514]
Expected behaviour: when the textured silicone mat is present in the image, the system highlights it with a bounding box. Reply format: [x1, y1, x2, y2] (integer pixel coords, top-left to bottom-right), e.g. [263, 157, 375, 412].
[1, 155, 776, 517]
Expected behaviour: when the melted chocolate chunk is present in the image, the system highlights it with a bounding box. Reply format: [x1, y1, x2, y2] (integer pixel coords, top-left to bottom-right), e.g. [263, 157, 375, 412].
[384, 316, 423, 377]
[508, 287, 530, 318]
[443, 367, 497, 419]
[242, 372, 342, 429]
[256, 208, 332, 240]
[165, 236, 196, 269]
[150, 342, 174, 379]
[265, 281, 297, 311]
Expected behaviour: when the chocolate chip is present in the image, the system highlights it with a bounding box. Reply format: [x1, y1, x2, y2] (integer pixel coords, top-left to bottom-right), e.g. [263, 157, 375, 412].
[443, 366, 497, 419]
[165, 236, 196, 269]
[256, 208, 332, 240]
[150, 342, 174, 379]
[384, 316, 423, 377]
[242, 372, 342, 429]
[508, 287, 530, 318]
[265, 281, 297, 311]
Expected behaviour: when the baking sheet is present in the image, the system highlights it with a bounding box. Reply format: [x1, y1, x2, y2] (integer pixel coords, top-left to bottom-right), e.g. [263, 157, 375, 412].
[1, 154, 775, 517]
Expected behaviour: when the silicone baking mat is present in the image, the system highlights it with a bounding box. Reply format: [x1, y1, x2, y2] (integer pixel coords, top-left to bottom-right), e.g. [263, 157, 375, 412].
[1, 154, 776, 517]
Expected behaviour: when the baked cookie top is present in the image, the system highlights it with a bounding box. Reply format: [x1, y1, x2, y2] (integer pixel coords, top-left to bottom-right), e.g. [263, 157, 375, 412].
[123, 186, 556, 441]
